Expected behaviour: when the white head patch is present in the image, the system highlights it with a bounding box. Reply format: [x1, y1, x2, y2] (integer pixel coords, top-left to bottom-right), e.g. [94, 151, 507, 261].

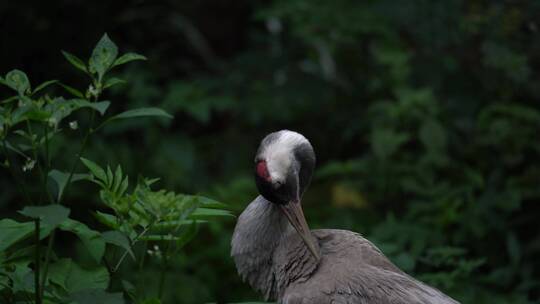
[260, 130, 309, 183]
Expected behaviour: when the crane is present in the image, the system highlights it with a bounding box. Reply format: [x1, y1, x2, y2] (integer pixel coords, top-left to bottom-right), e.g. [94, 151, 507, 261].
[231, 130, 459, 304]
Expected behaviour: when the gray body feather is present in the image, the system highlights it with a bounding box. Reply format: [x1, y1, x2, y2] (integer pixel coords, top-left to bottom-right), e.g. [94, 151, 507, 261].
[231, 196, 459, 304]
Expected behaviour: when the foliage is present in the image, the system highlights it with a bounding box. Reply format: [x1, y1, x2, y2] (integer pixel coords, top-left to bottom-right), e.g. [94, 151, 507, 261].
[1, 0, 540, 303]
[0, 34, 231, 304]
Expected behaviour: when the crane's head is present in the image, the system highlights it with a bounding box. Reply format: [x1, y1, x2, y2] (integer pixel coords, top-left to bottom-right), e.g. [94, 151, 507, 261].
[254, 130, 319, 260]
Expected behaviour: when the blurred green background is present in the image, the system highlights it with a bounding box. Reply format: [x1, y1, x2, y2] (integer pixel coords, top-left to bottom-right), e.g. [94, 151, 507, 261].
[1, 0, 540, 303]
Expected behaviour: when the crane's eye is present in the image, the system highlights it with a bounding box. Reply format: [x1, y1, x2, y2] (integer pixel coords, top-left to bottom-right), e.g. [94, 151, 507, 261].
[273, 180, 284, 188]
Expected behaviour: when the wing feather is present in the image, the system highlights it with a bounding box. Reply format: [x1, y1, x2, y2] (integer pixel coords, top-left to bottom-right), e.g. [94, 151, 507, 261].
[280, 229, 459, 304]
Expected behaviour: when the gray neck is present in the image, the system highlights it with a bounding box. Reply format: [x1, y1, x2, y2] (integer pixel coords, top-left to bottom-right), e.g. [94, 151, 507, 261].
[231, 196, 319, 300]
[231, 196, 291, 300]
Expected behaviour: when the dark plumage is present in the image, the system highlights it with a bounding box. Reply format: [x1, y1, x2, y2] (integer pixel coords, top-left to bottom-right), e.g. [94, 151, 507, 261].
[231, 130, 459, 304]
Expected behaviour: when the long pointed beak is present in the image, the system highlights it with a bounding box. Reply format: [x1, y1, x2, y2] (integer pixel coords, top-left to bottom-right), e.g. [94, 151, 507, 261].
[279, 200, 320, 261]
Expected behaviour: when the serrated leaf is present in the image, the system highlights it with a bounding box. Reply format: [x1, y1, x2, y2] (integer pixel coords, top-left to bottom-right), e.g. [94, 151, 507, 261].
[112, 52, 147, 68]
[19, 205, 70, 228]
[59, 219, 105, 263]
[4, 69, 30, 95]
[80, 157, 107, 183]
[89, 33, 118, 81]
[102, 231, 134, 260]
[62, 51, 88, 73]
[32, 80, 58, 95]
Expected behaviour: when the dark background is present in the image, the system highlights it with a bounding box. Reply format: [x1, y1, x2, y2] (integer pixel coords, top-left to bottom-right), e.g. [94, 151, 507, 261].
[1, 0, 540, 303]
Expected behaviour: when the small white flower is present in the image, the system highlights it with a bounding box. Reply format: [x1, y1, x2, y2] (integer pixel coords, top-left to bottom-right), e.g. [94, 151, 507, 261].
[69, 121, 78, 130]
[88, 84, 100, 98]
[47, 117, 57, 128]
[22, 158, 36, 172]
[153, 245, 159, 251]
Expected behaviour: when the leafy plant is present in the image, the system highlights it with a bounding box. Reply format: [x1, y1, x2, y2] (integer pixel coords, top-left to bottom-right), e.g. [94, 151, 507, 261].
[0, 34, 231, 304]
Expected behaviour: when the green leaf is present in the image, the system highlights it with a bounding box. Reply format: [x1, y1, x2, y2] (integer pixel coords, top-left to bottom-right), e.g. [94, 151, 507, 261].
[113, 165, 122, 193]
[140, 298, 161, 304]
[0, 219, 54, 251]
[68, 99, 110, 116]
[153, 219, 207, 230]
[19, 205, 70, 228]
[112, 52, 147, 68]
[62, 51, 88, 73]
[48, 258, 109, 293]
[122, 280, 136, 301]
[103, 77, 127, 89]
[59, 83, 84, 98]
[175, 220, 198, 249]
[4, 262, 33, 293]
[59, 219, 105, 263]
[5, 140, 28, 158]
[102, 231, 134, 260]
[106, 166, 114, 188]
[419, 119, 446, 153]
[371, 128, 409, 159]
[507, 233, 520, 265]
[108, 107, 173, 122]
[140, 235, 182, 241]
[189, 208, 234, 219]
[4, 69, 30, 95]
[1, 95, 18, 104]
[80, 157, 107, 183]
[0, 219, 35, 251]
[32, 80, 58, 95]
[48, 170, 89, 202]
[119, 176, 129, 196]
[94, 211, 119, 229]
[193, 195, 229, 209]
[70, 289, 124, 304]
[89, 33, 118, 81]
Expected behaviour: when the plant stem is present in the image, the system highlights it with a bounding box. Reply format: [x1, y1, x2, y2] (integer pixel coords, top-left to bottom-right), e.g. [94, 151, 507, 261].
[1, 139, 32, 205]
[113, 222, 154, 272]
[40, 96, 98, 296]
[26, 121, 54, 205]
[44, 123, 51, 168]
[39, 230, 55, 299]
[158, 241, 171, 300]
[59, 99, 97, 202]
[34, 219, 41, 304]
